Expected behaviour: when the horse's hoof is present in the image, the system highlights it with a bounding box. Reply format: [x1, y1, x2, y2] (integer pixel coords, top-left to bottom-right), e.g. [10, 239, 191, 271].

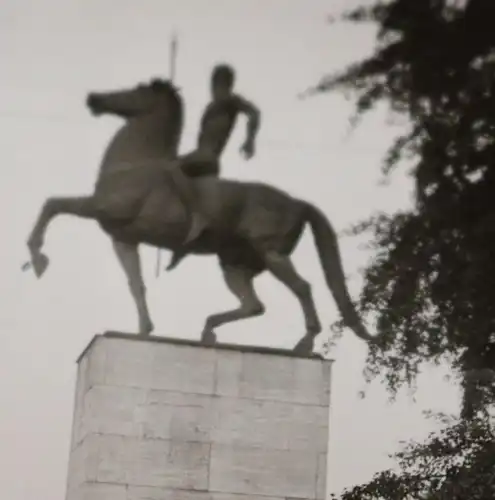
[293, 335, 315, 356]
[139, 320, 154, 336]
[32, 253, 49, 278]
[27, 235, 42, 251]
[307, 321, 322, 336]
[166, 250, 188, 272]
[201, 329, 217, 346]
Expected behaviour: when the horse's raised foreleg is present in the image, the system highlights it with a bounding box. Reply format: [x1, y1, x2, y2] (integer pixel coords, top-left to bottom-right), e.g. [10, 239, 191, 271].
[261, 251, 322, 356]
[200, 264, 264, 345]
[112, 239, 154, 336]
[26, 196, 97, 278]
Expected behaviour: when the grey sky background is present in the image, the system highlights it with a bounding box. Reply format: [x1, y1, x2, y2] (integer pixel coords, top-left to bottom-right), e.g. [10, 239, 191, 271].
[1, 1, 460, 498]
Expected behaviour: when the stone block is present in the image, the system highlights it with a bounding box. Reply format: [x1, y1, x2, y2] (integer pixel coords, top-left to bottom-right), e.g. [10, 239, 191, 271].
[98, 338, 216, 394]
[215, 350, 330, 406]
[210, 396, 328, 452]
[209, 444, 318, 498]
[127, 488, 282, 500]
[72, 483, 127, 500]
[94, 435, 210, 489]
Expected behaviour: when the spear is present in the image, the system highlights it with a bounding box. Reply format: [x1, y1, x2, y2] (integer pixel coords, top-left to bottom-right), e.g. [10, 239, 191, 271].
[155, 31, 178, 278]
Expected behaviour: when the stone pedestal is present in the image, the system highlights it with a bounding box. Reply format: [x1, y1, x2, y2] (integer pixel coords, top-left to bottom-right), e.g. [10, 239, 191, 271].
[65, 333, 332, 500]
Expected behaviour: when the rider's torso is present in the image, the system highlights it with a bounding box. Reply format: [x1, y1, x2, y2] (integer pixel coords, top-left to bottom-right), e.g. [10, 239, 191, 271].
[197, 95, 240, 157]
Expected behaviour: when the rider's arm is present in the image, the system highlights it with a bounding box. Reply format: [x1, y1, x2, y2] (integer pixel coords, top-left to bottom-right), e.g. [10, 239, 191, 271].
[235, 95, 260, 145]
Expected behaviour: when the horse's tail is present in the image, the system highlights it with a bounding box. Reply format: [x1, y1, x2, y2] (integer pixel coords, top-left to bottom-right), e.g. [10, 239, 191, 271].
[304, 202, 373, 342]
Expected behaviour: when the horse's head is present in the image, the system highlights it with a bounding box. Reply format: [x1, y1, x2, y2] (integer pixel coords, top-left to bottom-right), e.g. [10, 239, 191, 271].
[86, 78, 182, 120]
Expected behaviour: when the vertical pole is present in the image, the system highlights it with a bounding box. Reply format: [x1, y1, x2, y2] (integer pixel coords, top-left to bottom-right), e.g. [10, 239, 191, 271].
[155, 31, 178, 278]
[169, 31, 178, 81]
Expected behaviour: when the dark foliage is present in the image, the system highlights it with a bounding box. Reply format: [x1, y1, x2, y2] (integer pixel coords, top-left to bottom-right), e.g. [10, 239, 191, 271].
[330, 415, 495, 500]
[313, 0, 495, 419]
[312, 2, 495, 496]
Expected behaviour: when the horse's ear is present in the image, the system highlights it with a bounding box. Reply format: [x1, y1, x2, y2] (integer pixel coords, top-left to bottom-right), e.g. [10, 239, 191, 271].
[150, 79, 181, 96]
[150, 78, 167, 91]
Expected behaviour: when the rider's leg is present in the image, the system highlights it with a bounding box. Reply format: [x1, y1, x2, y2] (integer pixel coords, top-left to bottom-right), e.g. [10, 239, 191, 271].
[166, 151, 220, 271]
[169, 169, 208, 244]
[169, 151, 211, 245]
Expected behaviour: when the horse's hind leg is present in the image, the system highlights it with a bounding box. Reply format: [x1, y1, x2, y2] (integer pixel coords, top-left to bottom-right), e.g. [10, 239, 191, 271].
[112, 239, 154, 336]
[26, 196, 97, 277]
[261, 251, 322, 355]
[200, 264, 265, 345]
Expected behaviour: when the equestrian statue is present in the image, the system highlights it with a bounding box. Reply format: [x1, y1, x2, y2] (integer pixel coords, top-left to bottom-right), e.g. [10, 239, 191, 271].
[25, 65, 374, 355]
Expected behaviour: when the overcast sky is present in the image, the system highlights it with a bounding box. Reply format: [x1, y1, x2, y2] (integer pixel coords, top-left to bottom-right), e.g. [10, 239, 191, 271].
[1, 1, 460, 498]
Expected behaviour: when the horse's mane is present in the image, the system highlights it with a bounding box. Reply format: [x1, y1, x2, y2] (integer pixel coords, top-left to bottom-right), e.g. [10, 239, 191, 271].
[149, 78, 183, 122]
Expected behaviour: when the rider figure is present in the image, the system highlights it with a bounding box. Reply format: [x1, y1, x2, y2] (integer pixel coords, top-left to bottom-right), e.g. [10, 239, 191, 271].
[168, 63, 260, 269]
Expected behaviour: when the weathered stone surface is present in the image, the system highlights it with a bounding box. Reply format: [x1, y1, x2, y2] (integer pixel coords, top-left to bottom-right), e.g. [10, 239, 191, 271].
[210, 396, 328, 452]
[65, 335, 331, 500]
[72, 483, 127, 500]
[317, 452, 328, 500]
[77, 385, 328, 452]
[209, 444, 318, 498]
[100, 339, 216, 394]
[215, 350, 331, 406]
[127, 487, 282, 500]
[96, 435, 210, 489]
[74, 386, 147, 446]
[139, 390, 212, 443]
[127, 486, 212, 500]
[66, 435, 100, 490]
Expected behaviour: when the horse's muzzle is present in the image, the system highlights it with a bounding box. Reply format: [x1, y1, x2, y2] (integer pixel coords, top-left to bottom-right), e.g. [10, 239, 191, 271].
[86, 93, 104, 116]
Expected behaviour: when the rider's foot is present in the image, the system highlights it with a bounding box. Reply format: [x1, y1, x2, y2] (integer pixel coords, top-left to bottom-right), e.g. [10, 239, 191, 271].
[31, 252, 49, 278]
[166, 213, 207, 272]
[184, 212, 208, 245]
[166, 249, 188, 271]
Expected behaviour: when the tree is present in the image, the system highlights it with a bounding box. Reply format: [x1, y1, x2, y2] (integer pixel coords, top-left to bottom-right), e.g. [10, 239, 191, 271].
[310, 0, 495, 419]
[310, 1, 495, 497]
[330, 414, 495, 500]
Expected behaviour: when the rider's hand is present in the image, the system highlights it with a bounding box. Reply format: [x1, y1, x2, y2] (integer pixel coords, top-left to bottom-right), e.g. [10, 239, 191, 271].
[240, 139, 255, 160]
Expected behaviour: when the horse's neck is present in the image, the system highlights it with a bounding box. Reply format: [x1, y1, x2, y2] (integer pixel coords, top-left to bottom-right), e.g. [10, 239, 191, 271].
[100, 112, 180, 170]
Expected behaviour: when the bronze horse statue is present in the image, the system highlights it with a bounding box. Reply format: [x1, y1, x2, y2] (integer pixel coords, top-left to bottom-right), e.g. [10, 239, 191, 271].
[25, 78, 374, 355]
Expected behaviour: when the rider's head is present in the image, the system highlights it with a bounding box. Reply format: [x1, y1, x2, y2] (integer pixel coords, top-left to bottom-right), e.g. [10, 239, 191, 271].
[211, 64, 235, 99]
